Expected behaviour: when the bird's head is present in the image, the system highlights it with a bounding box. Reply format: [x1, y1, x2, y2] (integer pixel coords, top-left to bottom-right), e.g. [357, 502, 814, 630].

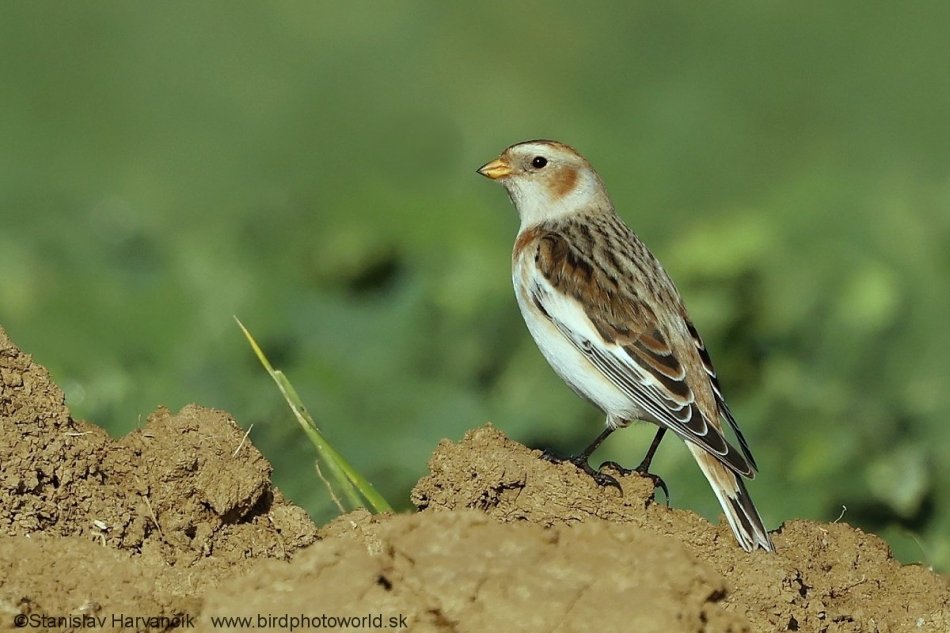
[478, 140, 610, 227]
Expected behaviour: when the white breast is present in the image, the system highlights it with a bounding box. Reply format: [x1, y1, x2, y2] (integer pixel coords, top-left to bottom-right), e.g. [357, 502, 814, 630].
[512, 253, 642, 427]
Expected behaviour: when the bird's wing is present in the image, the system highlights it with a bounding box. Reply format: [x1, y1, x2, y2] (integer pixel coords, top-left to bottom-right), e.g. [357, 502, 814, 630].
[526, 229, 756, 478]
[686, 320, 758, 471]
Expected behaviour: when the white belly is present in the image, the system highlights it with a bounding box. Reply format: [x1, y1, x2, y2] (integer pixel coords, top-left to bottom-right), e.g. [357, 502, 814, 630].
[512, 257, 641, 427]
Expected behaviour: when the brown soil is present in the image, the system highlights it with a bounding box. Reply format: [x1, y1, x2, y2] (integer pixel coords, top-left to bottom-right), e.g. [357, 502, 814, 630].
[0, 325, 947, 632]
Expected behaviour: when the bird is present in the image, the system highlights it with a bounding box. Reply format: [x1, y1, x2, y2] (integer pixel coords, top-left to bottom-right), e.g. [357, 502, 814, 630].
[477, 139, 774, 552]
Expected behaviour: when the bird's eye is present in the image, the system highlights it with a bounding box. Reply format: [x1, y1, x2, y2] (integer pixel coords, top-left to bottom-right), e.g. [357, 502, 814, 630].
[531, 156, 548, 169]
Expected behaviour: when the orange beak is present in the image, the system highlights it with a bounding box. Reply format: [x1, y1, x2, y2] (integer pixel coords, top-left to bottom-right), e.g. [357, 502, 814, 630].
[477, 157, 513, 180]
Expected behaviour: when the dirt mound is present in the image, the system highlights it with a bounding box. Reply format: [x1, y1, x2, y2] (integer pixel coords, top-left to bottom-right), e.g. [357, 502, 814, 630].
[411, 426, 950, 631]
[0, 327, 317, 627]
[204, 510, 746, 632]
[0, 326, 947, 632]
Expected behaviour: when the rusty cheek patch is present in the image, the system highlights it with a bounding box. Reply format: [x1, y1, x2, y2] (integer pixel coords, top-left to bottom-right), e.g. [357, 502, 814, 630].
[552, 166, 578, 198]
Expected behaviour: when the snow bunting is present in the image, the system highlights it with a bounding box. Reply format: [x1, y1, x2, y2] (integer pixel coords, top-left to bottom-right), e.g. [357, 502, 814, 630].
[478, 140, 774, 552]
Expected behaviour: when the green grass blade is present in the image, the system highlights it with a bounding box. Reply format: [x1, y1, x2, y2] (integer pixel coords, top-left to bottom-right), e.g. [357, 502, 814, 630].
[234, 317, 393, 514]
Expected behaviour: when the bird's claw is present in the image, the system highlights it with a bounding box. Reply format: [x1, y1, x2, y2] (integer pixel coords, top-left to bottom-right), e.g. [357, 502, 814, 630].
[600, 460, 670, 504]
[540, 451, 623, 494]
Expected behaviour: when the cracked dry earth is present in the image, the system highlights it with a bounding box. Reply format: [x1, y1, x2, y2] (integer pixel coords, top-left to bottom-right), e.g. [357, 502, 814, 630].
[0, 326, 947, 632]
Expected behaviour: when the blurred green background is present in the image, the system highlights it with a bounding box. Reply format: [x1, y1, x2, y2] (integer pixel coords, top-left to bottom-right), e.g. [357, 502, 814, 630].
[1, 2, 948, 568]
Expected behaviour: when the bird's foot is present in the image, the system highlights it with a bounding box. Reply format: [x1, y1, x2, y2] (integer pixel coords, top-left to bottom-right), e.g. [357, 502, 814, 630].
[541, 450, 622, 494]
[599, 460, 670, 504]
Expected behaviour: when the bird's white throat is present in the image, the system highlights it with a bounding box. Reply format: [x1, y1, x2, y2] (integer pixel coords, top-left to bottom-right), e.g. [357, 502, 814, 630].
[506, 169, 608, 230]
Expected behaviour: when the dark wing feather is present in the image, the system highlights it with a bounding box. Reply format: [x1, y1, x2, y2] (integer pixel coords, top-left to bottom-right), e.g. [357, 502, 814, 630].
[685, 321, 758, 472]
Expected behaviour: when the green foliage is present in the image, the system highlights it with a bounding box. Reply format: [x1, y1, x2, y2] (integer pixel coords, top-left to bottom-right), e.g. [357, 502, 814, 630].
[1, 2, 947, 568]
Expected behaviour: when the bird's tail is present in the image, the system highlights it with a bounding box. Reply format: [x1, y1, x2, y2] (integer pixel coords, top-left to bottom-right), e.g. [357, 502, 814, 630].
[688, 444, 774, 552]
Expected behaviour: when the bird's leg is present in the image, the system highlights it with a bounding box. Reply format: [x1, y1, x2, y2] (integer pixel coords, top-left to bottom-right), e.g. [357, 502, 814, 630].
[636, 426, 666, 473]
[541, 426, 622, 492]
[600, 427, 670, 503]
